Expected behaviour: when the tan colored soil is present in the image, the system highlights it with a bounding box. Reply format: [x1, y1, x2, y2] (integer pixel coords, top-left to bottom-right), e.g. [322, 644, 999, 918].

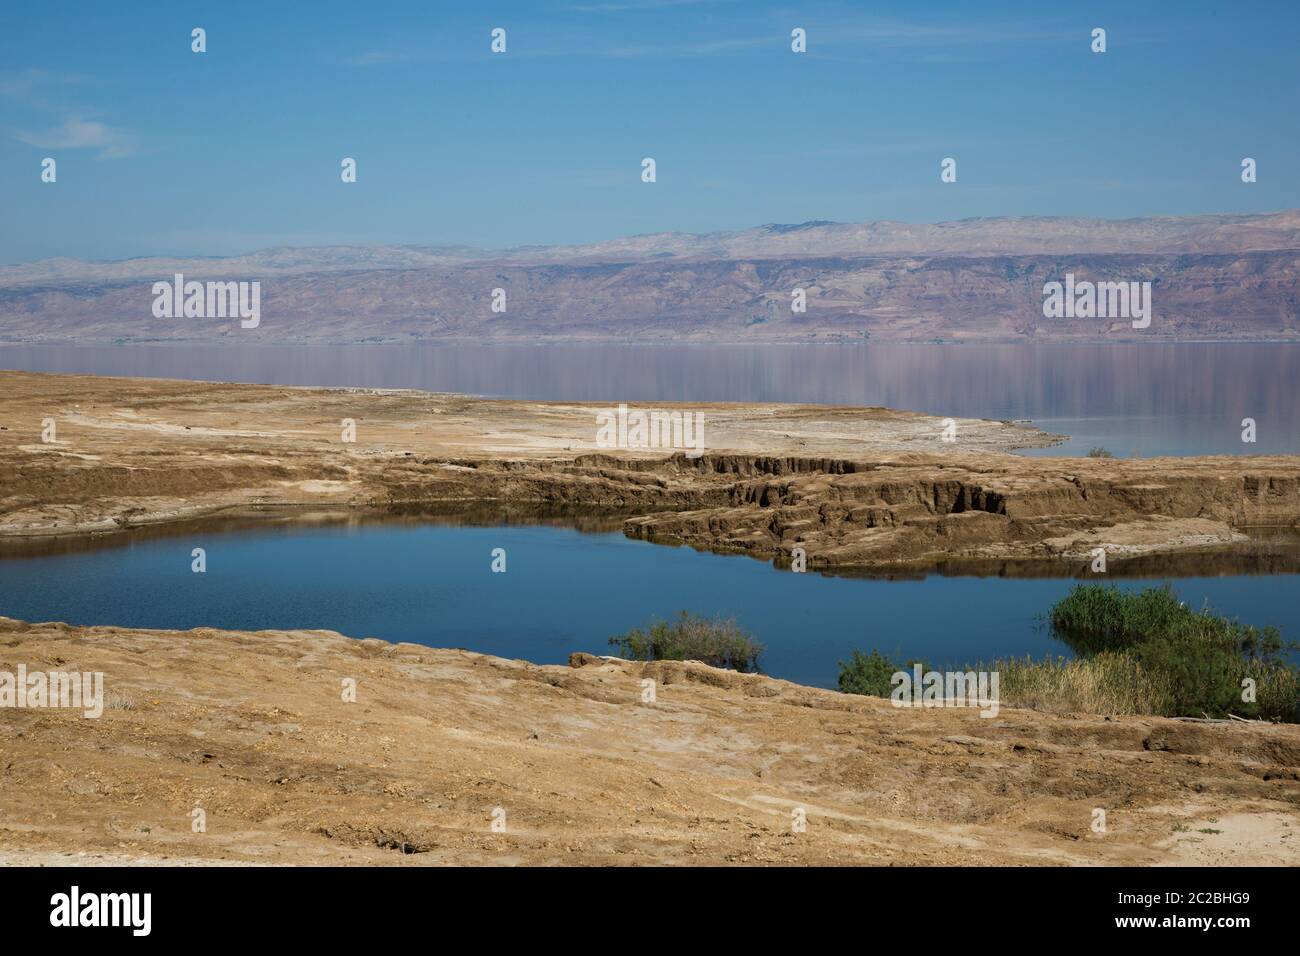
[0, 618, 1296, 866]
[1, 371, 1297, 866]
[2, 372, 1298, 573]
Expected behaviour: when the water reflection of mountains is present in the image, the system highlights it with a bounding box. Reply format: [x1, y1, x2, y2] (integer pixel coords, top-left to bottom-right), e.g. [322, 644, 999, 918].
[9, 342, 1300, 421]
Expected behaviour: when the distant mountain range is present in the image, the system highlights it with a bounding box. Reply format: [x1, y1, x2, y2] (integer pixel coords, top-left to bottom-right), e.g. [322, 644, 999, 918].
[3, 211, 1298, 343]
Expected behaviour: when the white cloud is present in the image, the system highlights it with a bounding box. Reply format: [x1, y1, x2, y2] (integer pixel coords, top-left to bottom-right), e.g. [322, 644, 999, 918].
[15, 117, 136, 159]
[601, 35, 773, 57]
[342, 49, 415, 66]
[568, 0, 733, 12]
[0, 68, 86, 104]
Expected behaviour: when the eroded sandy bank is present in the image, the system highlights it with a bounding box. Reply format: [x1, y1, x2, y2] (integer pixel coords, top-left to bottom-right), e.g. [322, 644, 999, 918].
[2, 371, 1298, 573]
[0, 617, 1296, 866]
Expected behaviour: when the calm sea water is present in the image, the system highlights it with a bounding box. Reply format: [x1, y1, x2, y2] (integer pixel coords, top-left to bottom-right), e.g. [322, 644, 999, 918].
[2, 342, 1296, 682]
[0, 521, 1297, 688]
[3, 341, 1298, 456]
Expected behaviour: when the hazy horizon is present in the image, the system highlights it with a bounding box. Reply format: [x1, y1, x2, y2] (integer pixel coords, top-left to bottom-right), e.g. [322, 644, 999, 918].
[4, 207, 1299, 269]
[3, 0, 1299, 264]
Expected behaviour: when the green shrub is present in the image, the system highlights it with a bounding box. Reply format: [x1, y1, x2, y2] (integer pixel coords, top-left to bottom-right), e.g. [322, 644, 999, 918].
[1050, 583, 1287, 661]
[837, 650, 932, 698]
[836, 586, 1299, 722]
[1086, 446, 1114, 458]
[1047, 584, 1298, 721]
[837, 649, 912, 698]
[608, 611, 763, 672]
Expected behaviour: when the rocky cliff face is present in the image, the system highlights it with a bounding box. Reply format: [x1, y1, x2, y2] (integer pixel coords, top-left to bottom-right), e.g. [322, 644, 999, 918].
[2, 373, 1298, 575]
[616, 454, 1300, 571]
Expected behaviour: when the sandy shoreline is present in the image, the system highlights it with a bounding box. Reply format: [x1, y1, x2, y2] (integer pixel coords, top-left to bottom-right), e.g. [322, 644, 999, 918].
[1, 616, 1297, 866]
[2, 371, 1298, 572]
[1, 370, 1298, 865]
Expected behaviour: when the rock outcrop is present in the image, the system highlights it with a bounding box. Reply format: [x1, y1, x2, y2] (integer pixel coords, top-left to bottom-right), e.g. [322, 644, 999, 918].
[1, 372, 1298, 574]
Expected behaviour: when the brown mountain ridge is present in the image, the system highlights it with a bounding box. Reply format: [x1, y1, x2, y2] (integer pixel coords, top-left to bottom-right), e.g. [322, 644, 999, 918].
[2, 211, 1298, 343]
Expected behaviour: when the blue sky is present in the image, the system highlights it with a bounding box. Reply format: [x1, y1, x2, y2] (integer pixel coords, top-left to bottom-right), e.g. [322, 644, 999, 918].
[2, 0, 1298, 263]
